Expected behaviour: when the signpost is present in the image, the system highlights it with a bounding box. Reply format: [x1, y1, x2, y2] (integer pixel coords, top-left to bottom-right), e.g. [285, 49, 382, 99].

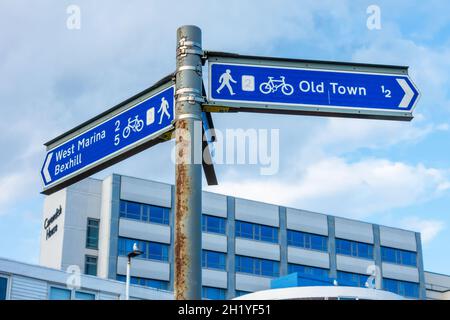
[41, 80, 175, 195]
[206, 52, 420, 121]
[40, 26, 421, 300]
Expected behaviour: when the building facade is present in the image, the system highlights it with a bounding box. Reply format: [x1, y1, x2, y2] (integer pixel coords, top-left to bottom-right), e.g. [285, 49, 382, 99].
[39, 174, 430, 299]
[0, 257, 172, 300]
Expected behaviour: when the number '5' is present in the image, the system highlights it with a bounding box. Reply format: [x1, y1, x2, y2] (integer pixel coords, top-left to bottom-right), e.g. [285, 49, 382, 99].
[114, 120, 121, 146]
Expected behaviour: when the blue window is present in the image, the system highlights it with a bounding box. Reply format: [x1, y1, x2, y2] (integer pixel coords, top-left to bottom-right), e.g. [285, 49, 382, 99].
[116, 275, 169, 290]
[120, 200, 170, 225]
[288, 264, 329, 281]
[336, 239, 374, 259]
[0, 277, 7, 300]
[86, 218, 99, 249]
[381, 247, 417, 267]
[235, 221, 278, 243]
[74, 291, 95, 300]
[85, 255, 97, 276]
[287, 230, 328, 252]
[337, 271, 369, 288]
[49, 287, 71, 300]
[235, 255, 279, 277]
[383, 278, 419, 298]
[118, 237, 169, 262]
[235, 290, 251, 297]
[202, 215, 226, 234]
[202, 286, 226, 300]
[49, 287, 95, 300]
[202, 250, 226, 270]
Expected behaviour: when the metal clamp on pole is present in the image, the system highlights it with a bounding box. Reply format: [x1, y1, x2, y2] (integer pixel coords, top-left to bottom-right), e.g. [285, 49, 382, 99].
[177, 37, 203, 57]
[177, 65, 202, 75]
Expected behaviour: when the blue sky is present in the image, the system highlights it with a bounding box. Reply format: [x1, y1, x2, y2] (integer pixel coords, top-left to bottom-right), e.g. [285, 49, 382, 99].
[0, 0, 449, 274]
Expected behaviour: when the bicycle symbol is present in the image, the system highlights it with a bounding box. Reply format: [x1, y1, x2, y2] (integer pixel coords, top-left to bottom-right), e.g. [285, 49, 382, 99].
[123, 115, 144, 139]
[259, 76, 294, 96]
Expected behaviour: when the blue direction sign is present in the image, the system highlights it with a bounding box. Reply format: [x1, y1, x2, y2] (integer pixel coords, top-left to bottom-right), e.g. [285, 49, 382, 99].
[207, 55, 419, 120]
[41, 84, 175, 194]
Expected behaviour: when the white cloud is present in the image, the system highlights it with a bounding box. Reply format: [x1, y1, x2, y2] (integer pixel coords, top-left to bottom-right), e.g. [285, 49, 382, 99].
[400, 217, 445, 244]
[0, 169, 38, 216]
[209, 157, 450, 219]
[436, 123, 449, 131]
[297, 116, 433, 162]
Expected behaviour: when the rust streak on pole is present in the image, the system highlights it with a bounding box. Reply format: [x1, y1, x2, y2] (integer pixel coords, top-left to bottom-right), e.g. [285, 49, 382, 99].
[174, 25, 203, 300]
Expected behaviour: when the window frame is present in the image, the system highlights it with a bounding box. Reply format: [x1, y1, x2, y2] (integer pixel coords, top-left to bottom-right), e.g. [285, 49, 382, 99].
[0, 274, 10, 300]
[116, 274, 169, 290]
[84, 255, 98, 276]
[119, 200, 170, 226]
[381, 246, 417, 267]
[48, 285, 97, 300]
[86, 218, 100, 249]
[202, 250, 226, 271]
[235, 255, 280, 277]
[202, 286, 227, 300]
[287, 229, 328, 252]
[235, 220, 279, 243]
[118, 237, 169, 262]
[337, 271, 370, 288]
[382, 278, 419, 298]
[335, 238, 374, 260]
[202, 214, 227, 235]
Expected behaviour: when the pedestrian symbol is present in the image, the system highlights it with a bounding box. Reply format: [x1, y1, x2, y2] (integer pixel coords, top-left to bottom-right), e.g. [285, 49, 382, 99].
[216, 69, 237, 95]
[158, 97, 171, 124]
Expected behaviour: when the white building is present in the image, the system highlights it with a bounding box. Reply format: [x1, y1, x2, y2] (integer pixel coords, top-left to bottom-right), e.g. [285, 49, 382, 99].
[0, 257, 172, 300]
[34, 173, 448, 300]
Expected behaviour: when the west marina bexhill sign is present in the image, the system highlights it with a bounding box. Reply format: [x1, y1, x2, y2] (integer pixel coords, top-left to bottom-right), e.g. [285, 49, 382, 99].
[40, 78, 175, 195]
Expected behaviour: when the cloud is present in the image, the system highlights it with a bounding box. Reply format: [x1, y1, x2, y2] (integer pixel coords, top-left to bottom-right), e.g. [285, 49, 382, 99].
[0, 169, 38, 216]
[400, 217, 445, 245]
[209, 157, 450, 219]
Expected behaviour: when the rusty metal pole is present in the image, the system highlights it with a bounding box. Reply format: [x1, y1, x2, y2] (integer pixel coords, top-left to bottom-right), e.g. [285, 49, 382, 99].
[174, 25, 203, 300]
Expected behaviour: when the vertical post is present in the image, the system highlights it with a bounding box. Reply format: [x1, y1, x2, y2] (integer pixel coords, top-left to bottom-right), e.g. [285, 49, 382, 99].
[125, 257, 131, 300]
[174, 25, 203, 300]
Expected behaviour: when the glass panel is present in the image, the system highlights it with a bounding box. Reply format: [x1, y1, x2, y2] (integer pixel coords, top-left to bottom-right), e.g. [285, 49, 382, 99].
[337, 239, 373, 259]
[201, 215, 207, 232]
[383, 278, 419, 298]
[127, 202, 141, 220]
[116, 275, 126, 282]
[261, 225, 277, 243]
[202, 287, 226, 300]
[336, 239, 351, 255]
[288, 230, 328, 252]
[85, 256, 97, 276]
[357, 243, 372, 259]
[401, 251, 417, 267]
[382, 247, 396, 263]
[75, 291, 95, 300]
[235, 290, 250, 297]
[0, 277, 7, 300]
[237, 221, 253, 239]
[203, 215, 226, 234]
[150, 206, 164, 224]
[142, 205, 149, 222]
[86, 219, 99, 249]
[49, 287, 71, 300]
[203, 250, 226, 270]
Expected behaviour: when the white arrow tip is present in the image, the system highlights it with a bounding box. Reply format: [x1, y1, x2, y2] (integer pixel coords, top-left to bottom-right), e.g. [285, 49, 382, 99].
[42, 152, 53, 184]
[397, 78, 414, 109]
